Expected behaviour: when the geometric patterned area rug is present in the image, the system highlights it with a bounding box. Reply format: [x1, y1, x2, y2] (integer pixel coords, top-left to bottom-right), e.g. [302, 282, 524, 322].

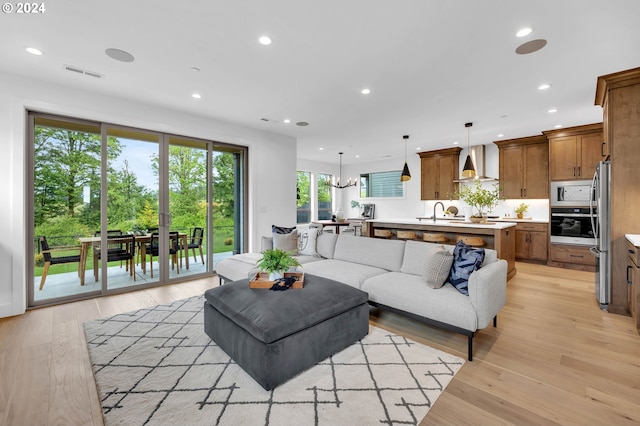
[84, 295, 464, 426]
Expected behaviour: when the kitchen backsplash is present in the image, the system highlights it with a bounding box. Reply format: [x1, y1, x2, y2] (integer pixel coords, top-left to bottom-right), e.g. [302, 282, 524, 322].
[424, 198, 550, 221]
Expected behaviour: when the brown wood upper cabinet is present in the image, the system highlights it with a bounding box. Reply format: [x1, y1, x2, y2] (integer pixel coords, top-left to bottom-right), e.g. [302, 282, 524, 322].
[494, 135, 549, 199]
[543, 123, 604, 181]
[418, 147, 461, 200]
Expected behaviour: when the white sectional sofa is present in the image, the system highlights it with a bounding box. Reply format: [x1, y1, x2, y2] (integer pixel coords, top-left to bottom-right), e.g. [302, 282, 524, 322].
[216, 232, 507, 360]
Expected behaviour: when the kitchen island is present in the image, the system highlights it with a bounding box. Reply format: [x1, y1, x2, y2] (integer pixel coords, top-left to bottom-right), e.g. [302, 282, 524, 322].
[364, 218, 517, 279]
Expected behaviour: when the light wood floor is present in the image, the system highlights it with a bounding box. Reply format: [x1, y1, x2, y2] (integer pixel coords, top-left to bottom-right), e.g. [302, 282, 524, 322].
[1, 263, 639, 425]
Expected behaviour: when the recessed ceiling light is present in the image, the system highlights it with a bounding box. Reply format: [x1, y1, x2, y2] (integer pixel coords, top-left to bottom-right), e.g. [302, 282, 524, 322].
[355, 155, 360, 158]
[548, 108, 558, 113]
[105, 48, 135, 62]
[538, 83, 552, 90]
[516, 27, 532, 38]
[319, 147, 324, 151]
[497, 134, 505, 138]
[283, 119, 291, 124]
[453, 141, 459, 145]
[192, 93, 202, 99]
[416, 147, 421, 151]
[361, 88, 371, 95]
[516, 39, 547, 55]
[296, 121, 309, 126]
[258, 36, 272, 45]
[554, 124, 563, 128]
[25, 47, 43, 55]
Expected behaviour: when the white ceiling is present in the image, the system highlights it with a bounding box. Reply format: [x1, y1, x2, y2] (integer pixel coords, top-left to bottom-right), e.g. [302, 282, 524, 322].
[1, 0, 639, 165]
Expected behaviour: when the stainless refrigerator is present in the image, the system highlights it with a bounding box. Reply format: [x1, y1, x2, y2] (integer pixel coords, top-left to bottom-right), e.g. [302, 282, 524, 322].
[589, 160, 611, 310]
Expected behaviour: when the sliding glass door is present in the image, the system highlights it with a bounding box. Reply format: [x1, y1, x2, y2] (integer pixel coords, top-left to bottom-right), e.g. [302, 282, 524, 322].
[29, 113, 247, 307]
[102, 127, 162, 290]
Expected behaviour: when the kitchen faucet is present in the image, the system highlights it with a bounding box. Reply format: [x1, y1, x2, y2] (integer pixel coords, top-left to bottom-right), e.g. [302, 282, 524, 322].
[433, 202, 445, 222]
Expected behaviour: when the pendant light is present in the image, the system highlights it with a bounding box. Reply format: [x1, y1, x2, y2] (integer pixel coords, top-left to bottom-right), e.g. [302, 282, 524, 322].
[461, 122, 476, 178]
[400, 135, 411, 182]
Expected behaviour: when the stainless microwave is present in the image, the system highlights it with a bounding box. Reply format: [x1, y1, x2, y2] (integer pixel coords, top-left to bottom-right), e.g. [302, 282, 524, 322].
[550, 180, 594, 207]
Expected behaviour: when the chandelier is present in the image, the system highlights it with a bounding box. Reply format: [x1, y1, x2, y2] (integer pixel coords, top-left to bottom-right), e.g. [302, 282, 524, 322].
[327, 152, 356, 189]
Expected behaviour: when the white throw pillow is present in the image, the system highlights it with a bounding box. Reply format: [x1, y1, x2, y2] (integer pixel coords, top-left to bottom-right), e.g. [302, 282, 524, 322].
[297, 227, 319, 256]
[422, 245, 454, 289]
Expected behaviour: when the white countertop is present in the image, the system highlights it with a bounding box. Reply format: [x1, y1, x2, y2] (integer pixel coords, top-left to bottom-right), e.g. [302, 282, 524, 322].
[626, 234, 640, 247]
[415, 216, 548, 224]
[491, 217, 549, 224]
[369, 218, 516, 230]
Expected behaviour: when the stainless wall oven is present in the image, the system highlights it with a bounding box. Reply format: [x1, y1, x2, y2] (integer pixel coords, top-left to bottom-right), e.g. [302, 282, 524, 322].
[550, 206, 596, 246]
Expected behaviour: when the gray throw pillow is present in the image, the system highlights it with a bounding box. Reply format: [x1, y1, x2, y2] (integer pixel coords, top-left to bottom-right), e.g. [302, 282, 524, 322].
[272, 231, 298, 255]
[422, 246, 454, 289]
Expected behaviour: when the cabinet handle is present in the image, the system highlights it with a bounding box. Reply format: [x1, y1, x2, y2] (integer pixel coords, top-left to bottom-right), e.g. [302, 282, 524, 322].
[570, 254, 583, 259]
[630, 249, 636, 255]
[628, 265, 633, 285]
[577, 166, 581, 176]
[601, 142, 606, 157]
[523, 188, 526, 197]
[573, 166, 576, 177]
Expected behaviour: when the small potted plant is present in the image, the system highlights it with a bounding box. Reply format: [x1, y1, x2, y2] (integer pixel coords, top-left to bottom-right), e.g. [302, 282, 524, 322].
[514, 202, 529, 219]
[257, 248, 302, 281]
[453, 180, 502, 223]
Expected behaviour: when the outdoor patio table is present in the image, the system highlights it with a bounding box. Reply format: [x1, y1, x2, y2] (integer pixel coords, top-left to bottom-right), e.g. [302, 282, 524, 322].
[78, 233, 188, 285]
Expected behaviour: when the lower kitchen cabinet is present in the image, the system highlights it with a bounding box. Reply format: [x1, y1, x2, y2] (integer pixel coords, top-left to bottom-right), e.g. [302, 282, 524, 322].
[514, 222, 548, 261]
[548, 243, 596, 271]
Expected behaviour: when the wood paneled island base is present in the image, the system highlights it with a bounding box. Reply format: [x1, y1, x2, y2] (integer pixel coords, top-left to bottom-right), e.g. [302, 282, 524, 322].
[364, 219, 517, 280]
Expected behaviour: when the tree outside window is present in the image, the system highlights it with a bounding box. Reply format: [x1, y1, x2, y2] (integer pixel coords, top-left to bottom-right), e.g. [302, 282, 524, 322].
[297, 171, 311, 223]
[317, 173, 332, 220]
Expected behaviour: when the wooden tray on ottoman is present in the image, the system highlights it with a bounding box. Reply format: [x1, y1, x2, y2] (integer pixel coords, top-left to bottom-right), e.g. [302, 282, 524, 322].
[249, 272, 305, 289]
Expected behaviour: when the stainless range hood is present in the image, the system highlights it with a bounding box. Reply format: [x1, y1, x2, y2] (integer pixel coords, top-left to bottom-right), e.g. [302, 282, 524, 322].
[454, 144, 498, 182]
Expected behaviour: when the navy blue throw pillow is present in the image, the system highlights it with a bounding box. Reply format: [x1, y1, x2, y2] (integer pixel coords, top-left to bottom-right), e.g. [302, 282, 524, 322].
[448, 240, 485, 295]
[272, 225, 296, 234]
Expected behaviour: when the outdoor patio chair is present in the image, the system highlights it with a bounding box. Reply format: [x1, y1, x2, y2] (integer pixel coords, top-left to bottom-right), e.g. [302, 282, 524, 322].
[145, 232, 180, 278]
[93, 229, 127, 270]
[183, 227, 204, 264]
[38, 236, 82, 291]
[94, 234, 136, 282]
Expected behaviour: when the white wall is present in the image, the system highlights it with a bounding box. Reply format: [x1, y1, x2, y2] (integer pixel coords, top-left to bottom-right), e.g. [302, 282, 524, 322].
[0, 71, 297, 318]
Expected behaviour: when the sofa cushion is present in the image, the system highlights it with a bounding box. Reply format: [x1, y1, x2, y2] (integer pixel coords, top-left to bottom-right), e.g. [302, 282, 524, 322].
[301, 259, 387, 289]
[422, 246, 454, 289]
[401, 240, 440, 275]
[261, 236, 273, 252]
[272, 231, 298, 254]
[449, 241, 485, 296]
[333, 235, 405, 272]
[316, 232, 338, 259]
[362, 271, 477, 331]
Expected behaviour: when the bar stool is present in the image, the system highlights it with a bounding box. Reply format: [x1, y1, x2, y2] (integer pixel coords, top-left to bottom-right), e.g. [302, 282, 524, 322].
[423, 233, 447, 243]
[456, 235, 485, 247]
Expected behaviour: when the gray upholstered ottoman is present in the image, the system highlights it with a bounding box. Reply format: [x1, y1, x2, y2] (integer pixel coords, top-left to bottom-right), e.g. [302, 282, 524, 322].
[203, 274, 369, 390]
